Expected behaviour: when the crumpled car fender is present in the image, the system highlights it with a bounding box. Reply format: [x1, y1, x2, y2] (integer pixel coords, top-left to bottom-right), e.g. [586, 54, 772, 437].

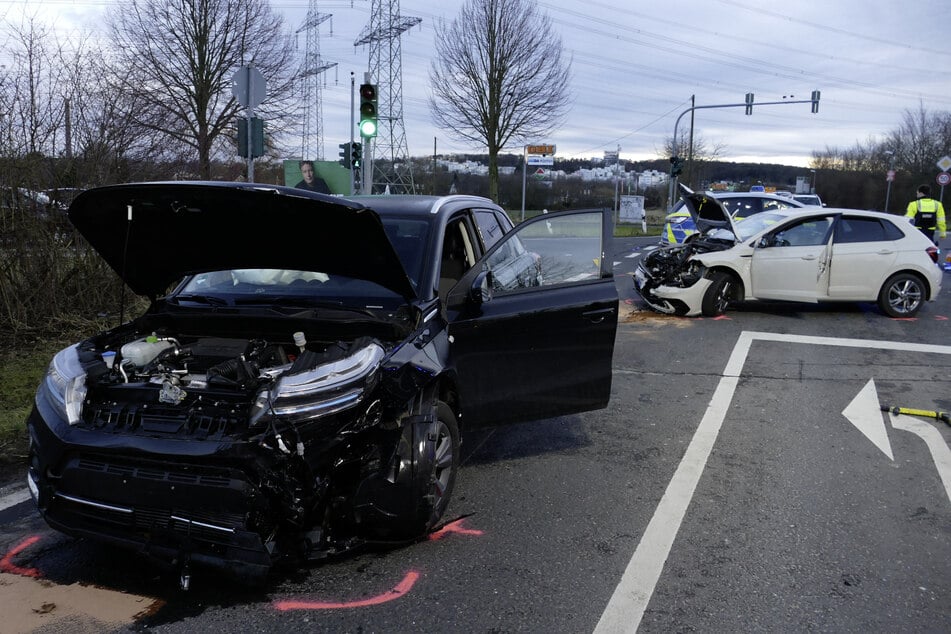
[652, 276, 712, 317]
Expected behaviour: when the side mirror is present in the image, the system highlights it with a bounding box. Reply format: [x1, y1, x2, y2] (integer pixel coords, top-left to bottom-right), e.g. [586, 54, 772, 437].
[469, 271, 492, 306]
[756, 236, 772, 248]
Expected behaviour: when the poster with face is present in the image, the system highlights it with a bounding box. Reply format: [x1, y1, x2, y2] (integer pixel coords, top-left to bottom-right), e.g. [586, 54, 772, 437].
[284, 160, 351, 195]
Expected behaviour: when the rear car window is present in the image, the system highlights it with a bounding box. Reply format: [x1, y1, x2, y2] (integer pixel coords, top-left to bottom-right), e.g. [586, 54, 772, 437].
[835, 216, 903, 243]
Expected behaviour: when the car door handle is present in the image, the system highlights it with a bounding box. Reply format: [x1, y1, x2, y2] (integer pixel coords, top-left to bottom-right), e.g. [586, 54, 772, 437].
[582, 307, 615, 323]
[801, 255, 817, 260]
[877, 249, 895, 255]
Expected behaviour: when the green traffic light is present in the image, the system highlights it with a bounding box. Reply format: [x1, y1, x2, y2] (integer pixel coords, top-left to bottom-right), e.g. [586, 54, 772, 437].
[359, 119, 378, 138]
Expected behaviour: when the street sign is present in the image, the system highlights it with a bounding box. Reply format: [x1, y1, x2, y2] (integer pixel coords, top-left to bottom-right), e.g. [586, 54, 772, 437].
[527, 155, 554, 166]
[938, 172, 951, 187]
[527, 144, 555, 155]
[937, 155, 951, 172]
[231, 66, 266, 109]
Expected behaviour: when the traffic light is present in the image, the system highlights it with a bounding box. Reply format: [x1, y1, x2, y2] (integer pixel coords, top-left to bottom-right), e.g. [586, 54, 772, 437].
[338, 142, 351, 168]
[811, 89, 821, 113]
[744, 92, 754, 115]
[670, 156, 684, 177]
[351, 142, 362, 169]
[359, 83, 378, 138]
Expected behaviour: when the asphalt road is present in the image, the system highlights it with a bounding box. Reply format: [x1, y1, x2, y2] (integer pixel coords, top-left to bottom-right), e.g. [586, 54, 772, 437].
[1, 236, 949, 632]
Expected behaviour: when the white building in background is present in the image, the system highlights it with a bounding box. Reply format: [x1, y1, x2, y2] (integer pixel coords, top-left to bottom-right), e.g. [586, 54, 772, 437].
[436, 158, 669, 188]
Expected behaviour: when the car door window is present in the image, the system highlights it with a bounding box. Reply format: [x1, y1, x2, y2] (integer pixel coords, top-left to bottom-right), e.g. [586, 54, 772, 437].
[834, 216, 901, 243]
[762, 199, 792, 211]
[439, 219, 476, 298]
[484, 211, 603, 293]
[725, 197, 762, 220]
[770, 216, 834, 246]
[473, 209, 506, 251]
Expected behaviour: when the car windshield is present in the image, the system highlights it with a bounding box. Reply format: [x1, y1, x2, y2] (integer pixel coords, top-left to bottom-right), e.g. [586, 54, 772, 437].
[176, 268, 405, 310]
[733, 211, 788, 241]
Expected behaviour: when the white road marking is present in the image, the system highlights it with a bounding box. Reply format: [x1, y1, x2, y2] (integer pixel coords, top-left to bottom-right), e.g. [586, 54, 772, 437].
[842, 379, 894, 460]
[0, 487, 29, 512]
[890, 413, 951, 503]
[595, 331, 951, 634]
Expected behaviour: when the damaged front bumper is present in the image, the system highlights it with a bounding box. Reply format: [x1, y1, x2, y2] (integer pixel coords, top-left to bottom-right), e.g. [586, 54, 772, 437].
[633, 264, 710, 317]
[26, 404, 278, 580]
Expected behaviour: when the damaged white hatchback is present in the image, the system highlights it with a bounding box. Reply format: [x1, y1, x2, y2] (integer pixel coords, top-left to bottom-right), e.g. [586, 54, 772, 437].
[635, 189, 942, 318]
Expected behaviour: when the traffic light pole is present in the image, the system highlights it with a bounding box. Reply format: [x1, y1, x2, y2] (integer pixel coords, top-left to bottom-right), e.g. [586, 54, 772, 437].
[666, 92, 821, 210]
[349, 72, 355, 196]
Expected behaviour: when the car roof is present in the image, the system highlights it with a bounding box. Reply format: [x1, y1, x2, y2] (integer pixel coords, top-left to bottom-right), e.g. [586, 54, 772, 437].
[756, 206, 896, 221]
[708, 191, 806, 205]
[344, 194, 502, 218]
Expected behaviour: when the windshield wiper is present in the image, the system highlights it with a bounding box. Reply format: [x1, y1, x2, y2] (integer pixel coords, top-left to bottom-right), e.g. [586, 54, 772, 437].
[168, 293, 230, 306]
[232, 296, 386, 318]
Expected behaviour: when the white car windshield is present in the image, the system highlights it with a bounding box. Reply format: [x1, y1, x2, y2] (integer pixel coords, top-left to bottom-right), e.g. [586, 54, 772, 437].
[734, 211, 788, 241]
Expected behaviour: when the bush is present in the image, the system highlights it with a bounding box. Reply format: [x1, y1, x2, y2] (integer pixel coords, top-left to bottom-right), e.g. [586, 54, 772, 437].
[0, 208, 130, 351]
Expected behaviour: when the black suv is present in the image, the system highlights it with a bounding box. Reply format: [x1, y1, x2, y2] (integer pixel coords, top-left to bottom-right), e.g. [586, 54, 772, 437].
[26, 182, 618, 585]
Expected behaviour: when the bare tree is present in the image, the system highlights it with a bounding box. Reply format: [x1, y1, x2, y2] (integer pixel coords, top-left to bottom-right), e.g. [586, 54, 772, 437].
[887, 104, 950, 177]
[1, 18, 69, 165]
[429, 0, 570, 202]
[106, 0, 299, 179]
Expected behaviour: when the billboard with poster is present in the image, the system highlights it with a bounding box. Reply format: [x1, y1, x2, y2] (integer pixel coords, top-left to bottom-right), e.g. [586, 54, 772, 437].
[283, 160, 352, 195]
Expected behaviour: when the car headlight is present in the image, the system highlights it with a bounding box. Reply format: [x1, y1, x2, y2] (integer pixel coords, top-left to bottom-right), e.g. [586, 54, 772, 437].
[666, 216, 689, 225]
[41, 345, 87, 425]
[249, 342, 385, 425]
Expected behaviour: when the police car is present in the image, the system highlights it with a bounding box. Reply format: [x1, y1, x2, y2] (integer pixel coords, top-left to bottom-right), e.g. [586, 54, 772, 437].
[661, 191, 807, 245]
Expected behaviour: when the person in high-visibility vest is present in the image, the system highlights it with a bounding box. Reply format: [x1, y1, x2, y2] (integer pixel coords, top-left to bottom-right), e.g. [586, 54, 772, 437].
[905, 184, 946, 244]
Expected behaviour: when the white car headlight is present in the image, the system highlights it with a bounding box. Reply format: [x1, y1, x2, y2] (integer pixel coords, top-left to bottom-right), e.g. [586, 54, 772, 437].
[42, 345, 87, 425]
[250, 342, 385, 424]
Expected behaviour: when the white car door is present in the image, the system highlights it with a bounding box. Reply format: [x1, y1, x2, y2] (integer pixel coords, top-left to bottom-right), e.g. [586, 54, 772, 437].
[750, 215, 835, 301]
[827, 215, 900, 299]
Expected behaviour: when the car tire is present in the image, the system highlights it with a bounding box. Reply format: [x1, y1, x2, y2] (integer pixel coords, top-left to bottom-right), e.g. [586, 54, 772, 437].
[701, 271, 735, 317]
[878, 273, 925, 318]
[359, 400, 460, 542]
[424, 401, 460, 530]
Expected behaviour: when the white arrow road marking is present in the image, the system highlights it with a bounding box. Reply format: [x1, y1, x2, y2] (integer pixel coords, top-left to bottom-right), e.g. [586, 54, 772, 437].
[842, 378, 893, 460]
[889, 412, 951, 503]
[598, 332, 951, 634]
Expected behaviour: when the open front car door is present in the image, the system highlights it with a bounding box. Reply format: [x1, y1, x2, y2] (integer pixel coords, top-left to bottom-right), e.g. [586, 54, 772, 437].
[446, 208, 618, 426]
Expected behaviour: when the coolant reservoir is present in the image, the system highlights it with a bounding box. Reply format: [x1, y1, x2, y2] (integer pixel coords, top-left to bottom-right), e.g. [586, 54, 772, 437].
[121, 335, 175, 369]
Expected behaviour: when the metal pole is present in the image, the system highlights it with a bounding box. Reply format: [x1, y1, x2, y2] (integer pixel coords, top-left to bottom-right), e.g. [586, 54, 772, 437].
[613, 144, 620, 223]
[246, 66, 254, 182]
[521, 145, 527, 222]
[884, 151, 894, 213]
[349, 73, 355, 195]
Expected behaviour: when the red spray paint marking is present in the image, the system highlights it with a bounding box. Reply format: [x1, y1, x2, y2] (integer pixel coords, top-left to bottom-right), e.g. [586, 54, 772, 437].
[273, 570, 419, 611]
[272, 518, 482, 611]
[1, 535, 43, 578]
[712, 314, 732, 320]
[935, 315, 948, 321]
[427, 517, 484, 541]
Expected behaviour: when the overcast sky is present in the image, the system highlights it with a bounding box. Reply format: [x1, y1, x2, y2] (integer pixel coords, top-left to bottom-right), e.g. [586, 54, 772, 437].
[4, 0, 950, 167]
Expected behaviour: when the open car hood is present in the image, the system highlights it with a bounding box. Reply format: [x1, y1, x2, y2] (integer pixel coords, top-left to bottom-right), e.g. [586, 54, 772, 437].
[677, 184, 738, 240]
[68, 182, 417, 300]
